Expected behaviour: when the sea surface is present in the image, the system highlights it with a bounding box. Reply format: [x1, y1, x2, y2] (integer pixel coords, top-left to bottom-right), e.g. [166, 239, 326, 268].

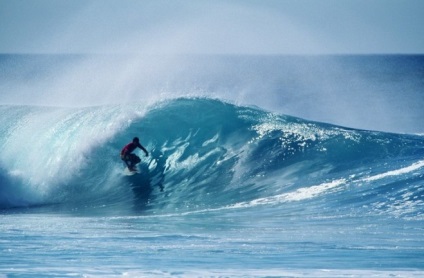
[1, 55, 424, 277]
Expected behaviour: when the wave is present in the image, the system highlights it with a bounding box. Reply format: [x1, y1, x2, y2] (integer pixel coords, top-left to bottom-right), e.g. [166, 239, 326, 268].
[1, 98, 424, 218]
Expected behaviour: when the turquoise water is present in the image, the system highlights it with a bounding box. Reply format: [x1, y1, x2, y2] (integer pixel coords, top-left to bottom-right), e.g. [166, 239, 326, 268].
[1, 55, 424, 277]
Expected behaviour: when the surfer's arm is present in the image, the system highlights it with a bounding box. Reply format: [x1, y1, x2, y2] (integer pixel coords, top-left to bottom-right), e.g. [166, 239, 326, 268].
[138, 143, 149, 157]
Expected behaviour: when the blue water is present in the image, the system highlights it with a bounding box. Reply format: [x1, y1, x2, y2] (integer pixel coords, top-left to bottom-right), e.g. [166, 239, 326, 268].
[1, 55, 424, 277]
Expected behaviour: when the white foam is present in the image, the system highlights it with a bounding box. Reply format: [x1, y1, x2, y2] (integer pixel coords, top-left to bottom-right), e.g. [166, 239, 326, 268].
[79, 268, 424, 278]
[232, 179, 346, 208]
[364, 160, 424, 182]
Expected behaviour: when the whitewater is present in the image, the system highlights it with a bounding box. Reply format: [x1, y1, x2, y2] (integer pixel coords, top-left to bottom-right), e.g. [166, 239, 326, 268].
[1, 55, 424, 277]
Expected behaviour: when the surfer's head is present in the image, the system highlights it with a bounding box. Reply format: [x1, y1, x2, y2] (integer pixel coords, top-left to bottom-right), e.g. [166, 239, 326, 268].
[133, 137, 140, 143]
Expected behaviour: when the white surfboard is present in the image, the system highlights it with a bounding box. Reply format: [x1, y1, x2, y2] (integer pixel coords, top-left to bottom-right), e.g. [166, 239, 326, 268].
[123, 167, 139, 176]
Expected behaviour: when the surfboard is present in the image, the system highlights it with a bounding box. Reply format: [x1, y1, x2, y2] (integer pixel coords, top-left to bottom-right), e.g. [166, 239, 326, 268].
[123, 167, 139, 176]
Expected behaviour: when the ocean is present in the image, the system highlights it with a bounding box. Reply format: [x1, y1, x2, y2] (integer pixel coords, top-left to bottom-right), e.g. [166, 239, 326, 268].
[0, 54, 424, 277]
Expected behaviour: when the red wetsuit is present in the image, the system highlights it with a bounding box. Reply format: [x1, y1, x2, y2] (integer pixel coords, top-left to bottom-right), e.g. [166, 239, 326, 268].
[121, 142, 141, 157]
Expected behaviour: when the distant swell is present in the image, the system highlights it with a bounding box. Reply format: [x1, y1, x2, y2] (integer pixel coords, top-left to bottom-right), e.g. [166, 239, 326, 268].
[1, 98, 424, 218]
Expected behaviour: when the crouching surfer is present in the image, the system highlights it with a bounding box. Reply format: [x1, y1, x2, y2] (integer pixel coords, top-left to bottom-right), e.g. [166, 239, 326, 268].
[121, 137, 149, 172]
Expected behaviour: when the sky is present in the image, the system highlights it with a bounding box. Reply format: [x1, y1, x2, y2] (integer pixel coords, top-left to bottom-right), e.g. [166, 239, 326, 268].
[1, 0, 424, 55]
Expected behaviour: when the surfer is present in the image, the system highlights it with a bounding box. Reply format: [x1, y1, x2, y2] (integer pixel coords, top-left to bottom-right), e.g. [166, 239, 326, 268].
[121, 137, 149, 172]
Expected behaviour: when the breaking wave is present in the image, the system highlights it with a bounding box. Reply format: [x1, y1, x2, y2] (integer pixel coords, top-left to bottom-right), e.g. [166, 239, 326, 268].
[1, 98, 424, 219]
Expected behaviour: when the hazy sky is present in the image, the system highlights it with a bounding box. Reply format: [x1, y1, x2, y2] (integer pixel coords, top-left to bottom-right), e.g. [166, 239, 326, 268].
[1, 0, 424, 54]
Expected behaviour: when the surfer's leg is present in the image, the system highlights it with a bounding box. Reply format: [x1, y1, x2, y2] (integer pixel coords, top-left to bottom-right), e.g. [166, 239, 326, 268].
[128, 154, 138, 170]
[122, 156, 133, 170]
[129, 154, 140, 165]
[134, 155, 141, 165]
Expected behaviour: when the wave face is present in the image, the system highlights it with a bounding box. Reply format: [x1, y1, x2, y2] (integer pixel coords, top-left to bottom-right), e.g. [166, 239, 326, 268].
[1, 98, 424, 219]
